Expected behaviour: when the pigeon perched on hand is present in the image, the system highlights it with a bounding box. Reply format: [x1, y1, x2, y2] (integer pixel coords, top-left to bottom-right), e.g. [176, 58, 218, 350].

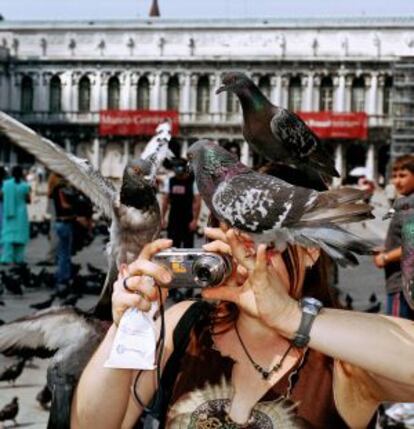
[216, 72, 339, 191]
[0, 113, 172, 319]
[188, 140, 373, 266]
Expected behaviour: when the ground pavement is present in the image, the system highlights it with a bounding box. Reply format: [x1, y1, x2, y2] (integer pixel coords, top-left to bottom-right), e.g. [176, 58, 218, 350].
[0, 190, 392, 428]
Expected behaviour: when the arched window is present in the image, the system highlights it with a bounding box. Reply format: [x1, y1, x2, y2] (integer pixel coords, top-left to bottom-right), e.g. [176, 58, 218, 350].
[288, 76, 302, 112]
[196, 75, 210, 114]
[137, 76, 150, 109]
[258, 75, 271, 99]
[383, 76, 393, 115]
[351, 76, 365, 112]
[21, 75, 34, 113]
[78, 75, 91, 113]
[167, 76, 180, 110]
[108, 76, 120, 110]
[319, 76, 333, 111]
[226, 92, 239, 114]
[49, 75, 61, 113]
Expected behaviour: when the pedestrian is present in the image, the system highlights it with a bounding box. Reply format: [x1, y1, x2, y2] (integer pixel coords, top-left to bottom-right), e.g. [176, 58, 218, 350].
[0, 166, 8, 250]
[50, 174, 76, 296]
[73, 228, 414, 428]
[44, 171, 60, 265]
[0, 166, 31, 265]
[374, 154, 414, 319]
[161, 158, 201, 248]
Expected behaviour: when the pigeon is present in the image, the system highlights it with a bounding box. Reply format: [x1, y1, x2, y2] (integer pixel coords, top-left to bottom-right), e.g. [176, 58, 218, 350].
[60, 293, 80, 307]
[364, 293, 381, 313]
[0, 397, 18, 426]
[30, 294, 56, 310]
[36, 384, 52, 410]
[387, 194, 414, 310]
[0, 113, 172, 320]
[188, 140, 373, 266]
[216, 72, 339, 191]
[0, 307, 109, 429]
[0, 358, 26, 385]
[345, 293, 354, 310]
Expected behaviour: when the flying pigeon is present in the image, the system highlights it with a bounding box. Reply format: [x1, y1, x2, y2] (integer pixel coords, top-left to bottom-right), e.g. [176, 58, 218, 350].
[0, 112, 172, 319]
[216, 72, 339, 191]
[387, 194, 414, 310]
[0, 307, 109, 429]
[188, 140, 373, 266]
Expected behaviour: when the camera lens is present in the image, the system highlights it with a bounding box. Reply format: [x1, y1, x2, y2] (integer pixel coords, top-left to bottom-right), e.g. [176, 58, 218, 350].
[192, 254, 232, 288]
[197, 267, 212, 282]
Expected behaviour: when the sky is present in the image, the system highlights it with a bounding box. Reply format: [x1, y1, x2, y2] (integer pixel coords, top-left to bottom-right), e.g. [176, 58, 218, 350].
[1, 0, 413, 21]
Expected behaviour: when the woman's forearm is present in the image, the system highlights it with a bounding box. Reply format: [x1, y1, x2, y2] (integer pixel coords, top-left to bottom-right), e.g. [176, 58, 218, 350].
[280, 306, 414, 385]
[71, 325, 133, 429]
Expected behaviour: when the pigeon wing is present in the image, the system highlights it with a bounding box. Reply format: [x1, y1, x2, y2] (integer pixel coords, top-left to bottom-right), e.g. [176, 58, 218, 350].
[270, 109, 338, 178]
[0, 307, 101, 359]
[212, 172, 314, 233]
[0, 112, 116, 218]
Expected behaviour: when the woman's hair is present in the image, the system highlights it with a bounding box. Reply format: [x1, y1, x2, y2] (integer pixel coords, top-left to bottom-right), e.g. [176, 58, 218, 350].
[11, 165, 23, 183]
[211, 245, 339, 334]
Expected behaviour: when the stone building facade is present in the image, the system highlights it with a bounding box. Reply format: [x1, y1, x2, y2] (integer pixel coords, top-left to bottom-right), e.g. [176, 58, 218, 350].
[0, 17, 413, 183]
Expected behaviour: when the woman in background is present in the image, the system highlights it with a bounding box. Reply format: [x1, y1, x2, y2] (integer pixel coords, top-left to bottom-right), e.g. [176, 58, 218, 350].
[1, 166, 31, 265]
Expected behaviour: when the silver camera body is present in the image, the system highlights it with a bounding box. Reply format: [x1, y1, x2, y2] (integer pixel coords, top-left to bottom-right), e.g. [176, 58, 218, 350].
[152, 248, 232, 288]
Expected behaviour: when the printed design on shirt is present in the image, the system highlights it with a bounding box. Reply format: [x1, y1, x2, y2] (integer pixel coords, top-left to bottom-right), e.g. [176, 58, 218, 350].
[171, 185, 187, 195]
[167, 377, 299, 428]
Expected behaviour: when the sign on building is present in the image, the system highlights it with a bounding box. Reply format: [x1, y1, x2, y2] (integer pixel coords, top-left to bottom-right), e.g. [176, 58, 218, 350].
[99, 110, 179, 136]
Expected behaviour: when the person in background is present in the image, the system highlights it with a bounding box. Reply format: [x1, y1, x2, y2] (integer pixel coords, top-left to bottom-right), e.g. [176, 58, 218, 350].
[161, 158, 201, 248]
[51, 174, 76, 296]
[43, 171, 60, 266]
[374, 154, 414, 319]
[0, 166, 31, 265]
[0, 166, 8, 252]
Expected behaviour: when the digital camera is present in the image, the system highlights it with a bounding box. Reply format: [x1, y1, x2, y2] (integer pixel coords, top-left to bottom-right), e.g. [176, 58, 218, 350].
[152, 248, 232, 288]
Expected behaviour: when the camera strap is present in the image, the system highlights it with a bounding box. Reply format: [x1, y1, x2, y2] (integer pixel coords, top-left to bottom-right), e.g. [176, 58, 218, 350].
[133, 300, 212, 427]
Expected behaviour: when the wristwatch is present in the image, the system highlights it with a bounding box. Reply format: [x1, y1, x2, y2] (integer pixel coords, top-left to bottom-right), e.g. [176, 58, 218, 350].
[292, 297, 323, 348]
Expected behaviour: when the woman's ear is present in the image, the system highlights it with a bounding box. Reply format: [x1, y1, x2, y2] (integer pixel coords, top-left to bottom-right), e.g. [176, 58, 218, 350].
[304, 247, 320, 268]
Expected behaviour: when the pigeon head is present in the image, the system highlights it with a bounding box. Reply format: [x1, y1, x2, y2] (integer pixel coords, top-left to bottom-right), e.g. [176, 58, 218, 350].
[216, 72, 252, 94]
[126, 159, 152, 180]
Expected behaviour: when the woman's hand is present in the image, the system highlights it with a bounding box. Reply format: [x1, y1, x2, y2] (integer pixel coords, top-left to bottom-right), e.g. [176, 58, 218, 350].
[112, 238, 173, 326]
[202, 228, 300, 334]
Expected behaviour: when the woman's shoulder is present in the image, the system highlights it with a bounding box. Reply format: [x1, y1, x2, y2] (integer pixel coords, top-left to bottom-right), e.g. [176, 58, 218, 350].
[165, 300, 212, 328]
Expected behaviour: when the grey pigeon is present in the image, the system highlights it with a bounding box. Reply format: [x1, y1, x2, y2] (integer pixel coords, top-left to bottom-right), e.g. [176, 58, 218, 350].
[0, 397, 18, 425]
[188, 140, 373, 266]
[216, 72, 339, 191]
[0, 357, 26, 385]
[387, 194, 414, 310]
[0, 307, 109, 429]
[0, 113, 172, 319]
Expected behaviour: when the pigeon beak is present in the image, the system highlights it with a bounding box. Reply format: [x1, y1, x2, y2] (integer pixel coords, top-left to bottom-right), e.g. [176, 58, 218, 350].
[216, 85, 227, 94]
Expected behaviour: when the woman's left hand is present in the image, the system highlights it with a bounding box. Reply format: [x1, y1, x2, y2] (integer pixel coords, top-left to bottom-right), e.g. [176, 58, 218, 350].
[202, 228, 300, 335]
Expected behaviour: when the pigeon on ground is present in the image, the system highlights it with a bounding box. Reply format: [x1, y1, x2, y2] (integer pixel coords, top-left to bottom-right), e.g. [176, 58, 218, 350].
[36, 384, 52, 410]
[345, 293, 354, 310]
[0, 358, 26, 385]
[60, 293, 80, 307]
[30, 294, 56, 310]
[0, 113, 172, 319]
[216, 72, 339, 191]
[386, 194, 414, 310]
[0, 397, 18, 426]
[188, 140, 373, 266]
[364, 293, 381, 313]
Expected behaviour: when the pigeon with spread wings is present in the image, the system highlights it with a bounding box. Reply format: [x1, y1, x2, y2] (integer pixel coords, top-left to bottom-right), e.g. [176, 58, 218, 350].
[0, 113, 171, 319]
[216, 72, 339, 191]
[188, 140, 373, 267]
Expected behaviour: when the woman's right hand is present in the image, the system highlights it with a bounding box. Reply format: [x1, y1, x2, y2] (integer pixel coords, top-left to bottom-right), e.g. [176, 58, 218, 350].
[112, 238, 173, 326]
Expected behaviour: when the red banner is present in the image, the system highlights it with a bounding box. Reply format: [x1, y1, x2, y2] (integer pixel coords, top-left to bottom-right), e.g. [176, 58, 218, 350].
[99, 110, 179, 136]
[297, 112, 368, 140]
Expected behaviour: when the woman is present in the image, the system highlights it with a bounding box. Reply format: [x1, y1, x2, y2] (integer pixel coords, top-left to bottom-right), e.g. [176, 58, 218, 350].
[72, 228, 414, 428]
[1, 166, 30, 264]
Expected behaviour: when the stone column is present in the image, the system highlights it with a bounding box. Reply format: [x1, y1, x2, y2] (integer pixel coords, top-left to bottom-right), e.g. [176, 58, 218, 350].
[40, 72, 51, 112]
[181, 139, 189, 158]
[367, 73, 378, 117]
[32, 73, 42, 112]
[365, 143, 377, 181]
[61, 72, 72, 113]
[65, 138, 72, 153]
[303, 73, 314, 112]
[159, 73, 169, 110]
[179, 73, 191, 121]
[9, 73, 20, 111]
[280, 76, 289, 109]
[377, 74, 386, 117]
[0, 73, 7, 110]
[189, 74, 198, 119]
[210, 73, 221, 123]
[71, 72, 80, 112]
[313, 76, 321, 111]
[92, 137, 100, 170]
[130, 72, 140, 109]
[150, 72, 161, 110]
[333, 72, 346, 112]
[241, 141, 250, 167]
[333, 144, 345, 187]
[270, 75, 282, 106]
[119, 72, 130, 110]
[344, 75, 353, 112]
[90, 72, 101, 111]
[123, 140, 130, 167]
